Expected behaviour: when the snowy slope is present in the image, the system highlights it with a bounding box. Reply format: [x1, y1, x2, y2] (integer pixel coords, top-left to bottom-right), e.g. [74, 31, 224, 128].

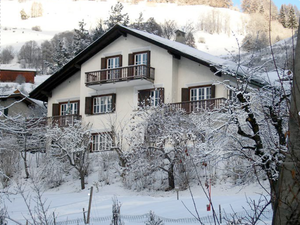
[1, 0, 247, 57]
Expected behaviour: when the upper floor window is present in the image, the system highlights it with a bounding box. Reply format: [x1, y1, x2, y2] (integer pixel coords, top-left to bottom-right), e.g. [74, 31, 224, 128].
[60, 101, 79, 115]
[138, 88, 164, 107]
[85, 94, 116, 115]
[190, 86, 211, 101]
[101, 55, 122, 81]
[93, 95, 112, 114]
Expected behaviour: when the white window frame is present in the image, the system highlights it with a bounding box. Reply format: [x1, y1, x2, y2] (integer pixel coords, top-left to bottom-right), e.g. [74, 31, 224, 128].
[150, 89, 161, 106]
[107, 57, 120, 80]
[60, 102, 78, 115]
[92, 133, 112, 152]
[93, 96, 112, 114]
[134, 52, 148, 76]
[190, 86, 211, 101]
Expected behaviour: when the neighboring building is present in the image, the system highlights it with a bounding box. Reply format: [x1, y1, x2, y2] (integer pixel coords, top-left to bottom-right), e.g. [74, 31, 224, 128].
[0, 89, 45, 117]
[0, 69, 36, 83]
[29, 25, 262, 151]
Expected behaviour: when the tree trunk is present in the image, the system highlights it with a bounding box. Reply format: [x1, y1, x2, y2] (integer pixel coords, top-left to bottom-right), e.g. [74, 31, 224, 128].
[22, 151, 30, 179]
[167, 163, 175, 190]
[80, 169, 85, 190]
[273, 23, 300, 224]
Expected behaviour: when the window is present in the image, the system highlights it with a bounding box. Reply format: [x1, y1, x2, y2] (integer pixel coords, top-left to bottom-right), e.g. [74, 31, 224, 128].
[60, 101, 79, 115]
[107, 56, 120, 80]
[138, 88, 164, 107]
[85, 94, 116, 115]
[92, 133, 112, 152]
[93, 96, 112, 114]
[134, 52, 148, 76]
[190, 86, 211, 101]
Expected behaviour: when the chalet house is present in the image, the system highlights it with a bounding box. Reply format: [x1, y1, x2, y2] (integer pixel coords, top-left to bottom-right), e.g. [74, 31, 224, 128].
[0, 89, 45, 117]
[0, 68, 36, 83]
[29, 25, 261, 151]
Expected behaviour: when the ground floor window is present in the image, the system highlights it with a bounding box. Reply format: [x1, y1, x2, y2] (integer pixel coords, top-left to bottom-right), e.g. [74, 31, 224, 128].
[92, 133, 112, 152]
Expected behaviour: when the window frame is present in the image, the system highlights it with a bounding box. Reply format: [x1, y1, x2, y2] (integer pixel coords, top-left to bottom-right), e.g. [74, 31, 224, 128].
[91, 132, 112, 152]
[138, 88, 164, 107]
[85, 94, 116, 115]
[59, 101, 79, 116]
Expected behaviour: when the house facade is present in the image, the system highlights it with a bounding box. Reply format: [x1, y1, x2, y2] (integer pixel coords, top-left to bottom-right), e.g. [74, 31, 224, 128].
[30, 25, 246, 151]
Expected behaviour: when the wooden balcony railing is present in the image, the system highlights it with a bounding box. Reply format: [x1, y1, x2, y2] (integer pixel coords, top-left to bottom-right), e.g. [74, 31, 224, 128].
[168, 98, 226, 113]
[85, 65, 155, 85]
[48, 115, 82, 127]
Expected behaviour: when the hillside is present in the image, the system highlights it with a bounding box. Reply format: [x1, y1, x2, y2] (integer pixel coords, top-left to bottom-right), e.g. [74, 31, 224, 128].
[1, 0, 291, 57]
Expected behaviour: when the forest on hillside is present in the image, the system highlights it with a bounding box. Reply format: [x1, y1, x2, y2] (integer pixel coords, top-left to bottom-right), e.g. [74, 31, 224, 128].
[1, 0, 298, 75]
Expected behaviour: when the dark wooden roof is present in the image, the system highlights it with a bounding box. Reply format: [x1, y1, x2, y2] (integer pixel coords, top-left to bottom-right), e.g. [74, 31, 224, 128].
[29, 25, 231, 102]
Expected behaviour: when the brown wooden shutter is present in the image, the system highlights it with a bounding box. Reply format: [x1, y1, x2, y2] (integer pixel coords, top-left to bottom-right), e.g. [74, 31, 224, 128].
[138, 90, 151, 107]
[85, 97, 92, 114]
[128, 54, 134, 78]
[101, 58, 106, 69]
[159, 88, 164, 104]
[118, 55, 123, 67]
[111, 94, 116, 112]
[211, 85, 215, 99]
[181, 88, 190, 102]
[128, 54, 134, 65]
[146, 51, 151, 66]
[52, 103, 59, 116]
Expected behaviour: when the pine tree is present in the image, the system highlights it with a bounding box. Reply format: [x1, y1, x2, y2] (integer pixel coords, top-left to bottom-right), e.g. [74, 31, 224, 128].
[279, 5, 287, 28]
[48, 39, 71, 74]
[73, 20, 92, 55]
[104, 2, 129, 30]
[241, 0, 252, 13]
[91, 20, 105, 41]
[287, 6, 299, 29]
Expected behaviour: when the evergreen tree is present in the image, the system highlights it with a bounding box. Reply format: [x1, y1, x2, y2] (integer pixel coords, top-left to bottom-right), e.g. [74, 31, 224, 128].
[48, 39, 72, 74]
[143, 17, 163, 36]
[241, 0, 252, 13]
[130, 12, 145, 30]
[104, 2, 129, 30]
[73, 20, 92, 55]
[91, 20, 105, 41]
[287, 6, 299, 29]
[279, 5, 287, 28]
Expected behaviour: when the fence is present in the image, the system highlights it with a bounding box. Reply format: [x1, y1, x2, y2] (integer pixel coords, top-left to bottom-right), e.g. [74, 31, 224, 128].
[47, 209, 273, 225]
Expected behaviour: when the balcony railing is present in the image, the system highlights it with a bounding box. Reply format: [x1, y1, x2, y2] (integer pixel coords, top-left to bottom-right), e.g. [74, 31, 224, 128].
[48, 115, 82, 127]
[168, 98, 226, 113]
[85, 65, 155, 85]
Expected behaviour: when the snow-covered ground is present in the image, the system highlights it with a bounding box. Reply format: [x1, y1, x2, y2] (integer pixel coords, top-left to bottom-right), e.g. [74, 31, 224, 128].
[4, 172, 272, 225]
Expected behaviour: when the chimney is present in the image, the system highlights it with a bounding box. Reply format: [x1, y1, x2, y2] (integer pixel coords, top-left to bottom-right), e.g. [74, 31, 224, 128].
[175, 30, 186, 44]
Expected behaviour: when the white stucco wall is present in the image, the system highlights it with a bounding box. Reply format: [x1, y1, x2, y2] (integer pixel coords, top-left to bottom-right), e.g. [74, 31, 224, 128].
[47, 71, 81, 116]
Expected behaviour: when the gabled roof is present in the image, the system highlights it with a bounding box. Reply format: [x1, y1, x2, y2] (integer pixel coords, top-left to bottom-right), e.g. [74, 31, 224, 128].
[0, 89, 41, 107]
[29, 24, 263, 102]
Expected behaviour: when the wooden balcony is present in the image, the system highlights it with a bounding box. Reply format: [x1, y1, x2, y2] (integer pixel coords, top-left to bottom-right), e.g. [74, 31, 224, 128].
[168, 98, 226, 113]
[48, 115, 82, 127]
[85, 65, 155, 90]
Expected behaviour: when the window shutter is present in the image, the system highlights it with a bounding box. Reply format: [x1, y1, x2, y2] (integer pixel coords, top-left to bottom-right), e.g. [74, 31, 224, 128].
[101, 58, 106, 69]
[52, 103, 59, 116]
[128, 54, 134, 65]
[159, 88, 164, 104]
[128, 54, 134, 78]
[85, 97, 92, 114]
[111, 94, 116, 112]
[181, 88, 190, 102]
[118, 55, 123, 67]
[211, 85, 215, 98]
[146, 51, 151, 67]
[138, 90, 150, 107]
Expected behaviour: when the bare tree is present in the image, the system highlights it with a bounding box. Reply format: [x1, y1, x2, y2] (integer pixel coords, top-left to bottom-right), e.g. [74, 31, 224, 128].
[0, 46, 14, 64]
[46, 121, 91, 190]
